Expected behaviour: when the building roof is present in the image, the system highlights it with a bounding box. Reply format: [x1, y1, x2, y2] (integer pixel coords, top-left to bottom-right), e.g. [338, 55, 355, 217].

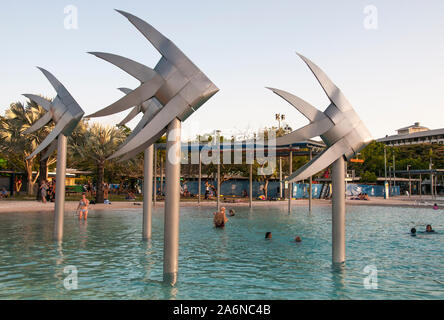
[377, 128, 444, 146]
[397, 122, 428, 132]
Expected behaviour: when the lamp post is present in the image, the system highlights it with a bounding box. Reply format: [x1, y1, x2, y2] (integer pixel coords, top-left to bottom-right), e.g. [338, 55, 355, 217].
[384, 145, 388, 199]
[393, 152, 396, 187]
[216, 130, 221, 212]
[276, 114, 285, 199]
[407, 165, 411, 198]
[389, 166, 392, 189]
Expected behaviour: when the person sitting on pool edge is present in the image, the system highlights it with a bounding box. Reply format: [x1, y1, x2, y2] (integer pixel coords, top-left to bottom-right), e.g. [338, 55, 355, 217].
[265, 232, 272, 239]
[213, 207, 228, 228]
[426, 225, 435, 233]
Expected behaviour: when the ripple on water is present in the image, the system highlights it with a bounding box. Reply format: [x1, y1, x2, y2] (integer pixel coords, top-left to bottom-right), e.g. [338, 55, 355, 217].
[0, 205, 443, 299]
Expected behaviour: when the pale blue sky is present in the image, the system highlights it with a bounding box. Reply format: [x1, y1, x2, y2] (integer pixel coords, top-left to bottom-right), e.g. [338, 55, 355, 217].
[1, 0, 444, 140]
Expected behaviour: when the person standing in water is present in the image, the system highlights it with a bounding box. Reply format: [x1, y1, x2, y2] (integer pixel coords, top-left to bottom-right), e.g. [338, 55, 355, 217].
[213, 207, 228, 228]
[77, 193, 89, 221]
[39, 180, 48, 204]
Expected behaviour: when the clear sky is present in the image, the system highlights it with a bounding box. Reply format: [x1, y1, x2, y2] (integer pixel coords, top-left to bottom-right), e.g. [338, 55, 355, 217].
[1, 0, 444, 141]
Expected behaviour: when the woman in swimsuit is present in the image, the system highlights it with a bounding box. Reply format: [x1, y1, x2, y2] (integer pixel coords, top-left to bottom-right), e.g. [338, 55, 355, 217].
[213, 207, 228, 228]
[77, 193, 90, 220]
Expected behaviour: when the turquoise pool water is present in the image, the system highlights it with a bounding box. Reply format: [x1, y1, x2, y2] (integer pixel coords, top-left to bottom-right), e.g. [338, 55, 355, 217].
[0, 205, 443, 299]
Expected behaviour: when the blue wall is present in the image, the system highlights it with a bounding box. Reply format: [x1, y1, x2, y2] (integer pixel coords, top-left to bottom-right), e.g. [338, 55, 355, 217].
[177, 180, 400, 198]
[346, 183, 400, 197]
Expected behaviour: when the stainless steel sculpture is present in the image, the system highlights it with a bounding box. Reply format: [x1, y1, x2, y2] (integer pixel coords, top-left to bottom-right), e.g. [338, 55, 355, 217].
[87, 10, 219, 159]
[24, 68, 85, 241]
[268, 53, 372, 263]
[87, 10, 219, 284]
[117, 87, 163, 240]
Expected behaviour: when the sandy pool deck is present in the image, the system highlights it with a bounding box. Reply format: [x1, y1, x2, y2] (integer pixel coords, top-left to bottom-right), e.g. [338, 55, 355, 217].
[0, 196, 441, 213]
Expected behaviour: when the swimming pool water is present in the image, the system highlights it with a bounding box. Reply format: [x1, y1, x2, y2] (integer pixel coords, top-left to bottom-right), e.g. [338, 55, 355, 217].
[0, 205, 443, 299]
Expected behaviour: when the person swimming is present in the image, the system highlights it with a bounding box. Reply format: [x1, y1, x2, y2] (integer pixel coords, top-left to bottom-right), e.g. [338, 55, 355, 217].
[265, 232, 272, 239]
[294, 236, 302, 243]
[410, 227, 417, 236]
[213, 207, 228, 228]
[433, 203, 438, 210]
[426, 225, 435, 233]
[229, 209, 235, 217]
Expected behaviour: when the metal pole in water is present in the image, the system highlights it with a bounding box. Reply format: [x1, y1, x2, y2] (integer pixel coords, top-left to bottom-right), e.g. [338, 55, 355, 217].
[198, 151, 201, 206]
[332, 156, 346, 264]
[163, 118, 181, 285]
[153, 145, 157, 208]
[249, 163, 253, 208]
[217, 161, 221, 212]
[288, 149, 293, 213]
[54, 134, 67, 241]
[309, 148, 313, 213]
[143, 145, 154, 240]
[279, 157, 283, 199]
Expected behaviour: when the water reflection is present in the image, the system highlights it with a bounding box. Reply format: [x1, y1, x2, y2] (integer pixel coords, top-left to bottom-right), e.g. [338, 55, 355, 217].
[331, 262, 347, 299]
[0, 206, 443, 299]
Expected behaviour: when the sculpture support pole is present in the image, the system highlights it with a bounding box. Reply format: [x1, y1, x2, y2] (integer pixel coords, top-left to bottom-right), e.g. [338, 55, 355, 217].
[164, 118, 181, 285]
[279, 157, 283, 198]
[217, 161, 221, 211]
[249, 163, 253, 208]
[332, 156, 345, 264]
[154, 145, 157, 207]
[288, 150, 293, 213]
[143, 145, 154, 240]
[198, 152, 201, 205]
[54, 134, 67, 241]
[309, 148, 313, 213]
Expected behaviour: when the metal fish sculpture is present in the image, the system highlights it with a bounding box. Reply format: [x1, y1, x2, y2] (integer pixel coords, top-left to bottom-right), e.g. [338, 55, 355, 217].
[24, 68, 85, 160]
[267, 53, 373, 182]
[87, 10, 219, 160]
[115, 88, 163, 161]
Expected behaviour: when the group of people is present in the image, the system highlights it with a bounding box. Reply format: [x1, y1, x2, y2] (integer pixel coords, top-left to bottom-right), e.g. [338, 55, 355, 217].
[213, 207, 235, 228]
[39, 180, 56, 203]
[411, 224, 435, 236]
[0, 187, 9, 198]
[351, 193, 370, 201]
[205, 181, 217, 200]
[212, 207, 303, 243]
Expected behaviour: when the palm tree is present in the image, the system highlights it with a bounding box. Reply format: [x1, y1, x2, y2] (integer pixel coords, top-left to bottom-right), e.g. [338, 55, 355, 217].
[0, 101, 54, 195]
[70, 123, 127, 203]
